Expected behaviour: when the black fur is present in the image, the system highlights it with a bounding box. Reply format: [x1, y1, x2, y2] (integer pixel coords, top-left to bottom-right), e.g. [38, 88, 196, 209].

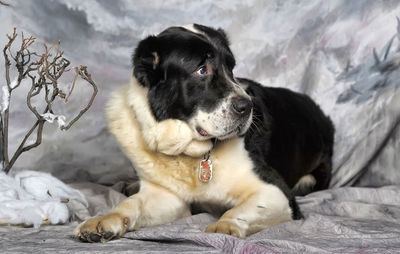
[132, 24, 335, 220]
[240, 78, 335, 219]
[241, 78, 334, 192]
[132, 26, 235, 121]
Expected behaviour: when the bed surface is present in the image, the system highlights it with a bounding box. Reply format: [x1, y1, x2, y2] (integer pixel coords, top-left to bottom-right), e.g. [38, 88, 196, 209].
[2, 185, 400, 253]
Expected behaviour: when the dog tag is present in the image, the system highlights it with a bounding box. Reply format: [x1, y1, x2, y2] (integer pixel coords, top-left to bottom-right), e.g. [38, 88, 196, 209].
[199, 159, 212, 183]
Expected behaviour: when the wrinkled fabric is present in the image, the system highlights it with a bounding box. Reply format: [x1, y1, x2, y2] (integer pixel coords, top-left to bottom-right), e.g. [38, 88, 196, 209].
[1, 185, 400, 253]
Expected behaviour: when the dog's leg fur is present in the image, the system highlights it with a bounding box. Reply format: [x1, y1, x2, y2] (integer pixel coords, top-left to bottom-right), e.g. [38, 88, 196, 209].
[183, 139, 215, 157]
[128, 78, 212, 157]
[291, 174, 316, 196]
[75, 181, 190, 243]
[205, 184, 292, 238]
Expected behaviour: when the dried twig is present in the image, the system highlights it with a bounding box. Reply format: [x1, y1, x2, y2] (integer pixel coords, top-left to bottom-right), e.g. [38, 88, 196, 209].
[2, 28, 18, 169]
[1, 28, 98, 173]
[64, 66, 79, 103]
[0, 1, 10, 7]
[61, 66, 98, 131]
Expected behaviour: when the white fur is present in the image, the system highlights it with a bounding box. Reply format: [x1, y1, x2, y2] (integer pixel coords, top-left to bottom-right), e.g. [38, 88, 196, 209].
[292, 174, 317, 193]
[181, 24, 203, 35]
[0, 170, 87, 228]
[189, 68, 253, 140]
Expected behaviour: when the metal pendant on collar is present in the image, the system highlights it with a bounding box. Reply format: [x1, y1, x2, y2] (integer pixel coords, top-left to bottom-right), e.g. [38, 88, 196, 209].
[199, 151, 213, 183]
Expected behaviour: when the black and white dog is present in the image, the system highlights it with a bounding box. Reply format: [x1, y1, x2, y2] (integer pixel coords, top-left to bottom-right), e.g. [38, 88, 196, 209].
[75, 24, 334, 242]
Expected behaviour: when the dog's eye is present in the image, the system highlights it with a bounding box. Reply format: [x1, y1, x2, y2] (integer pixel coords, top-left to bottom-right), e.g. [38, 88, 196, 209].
[196, 65, 208, 76]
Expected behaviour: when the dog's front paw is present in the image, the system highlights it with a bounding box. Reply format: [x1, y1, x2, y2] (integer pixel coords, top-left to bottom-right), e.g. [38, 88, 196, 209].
[205, 219, 246, 238]
[183, 139, 213, 157]
[153, 120, 194, 156]
[75, 213, 129, 243]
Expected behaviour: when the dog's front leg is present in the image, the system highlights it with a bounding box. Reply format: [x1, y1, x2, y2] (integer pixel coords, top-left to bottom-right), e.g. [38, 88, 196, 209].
[205, 184, 292, 238]
[183, 139, 213, 157]
[144, 119, 212, 157]
[75, 181, 190, 243]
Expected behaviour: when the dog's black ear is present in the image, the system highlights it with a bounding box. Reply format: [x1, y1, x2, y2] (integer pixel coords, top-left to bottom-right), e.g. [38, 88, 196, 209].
[132, 36, 162, 87]
[193, 24, 235, 69]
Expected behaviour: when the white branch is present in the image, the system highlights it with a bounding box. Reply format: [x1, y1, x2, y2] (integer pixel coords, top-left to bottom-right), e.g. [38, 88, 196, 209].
[1, 86, 10, 113]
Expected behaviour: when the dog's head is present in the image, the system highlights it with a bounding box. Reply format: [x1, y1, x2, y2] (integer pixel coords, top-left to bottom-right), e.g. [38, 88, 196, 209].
[132, 24, 252, 140]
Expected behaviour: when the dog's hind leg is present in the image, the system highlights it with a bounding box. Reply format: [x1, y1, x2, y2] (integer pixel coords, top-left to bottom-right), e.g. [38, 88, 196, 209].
[311, 159, 332, 191]
[75, 181, 190, 243]
[292, 158, 332, 196]
[291, 174, 317, 196]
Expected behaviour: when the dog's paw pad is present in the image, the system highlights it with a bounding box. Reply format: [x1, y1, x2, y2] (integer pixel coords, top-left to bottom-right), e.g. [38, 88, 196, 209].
[103, 231, 115, 240]
[89, 233, 101, 242]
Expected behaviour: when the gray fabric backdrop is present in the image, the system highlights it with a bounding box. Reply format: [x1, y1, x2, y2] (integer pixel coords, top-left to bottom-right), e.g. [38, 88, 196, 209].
[1, 0, 400, 188]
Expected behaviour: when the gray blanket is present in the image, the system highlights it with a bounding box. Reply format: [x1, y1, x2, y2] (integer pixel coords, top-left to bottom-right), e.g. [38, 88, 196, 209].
[1, 185, 400, 253]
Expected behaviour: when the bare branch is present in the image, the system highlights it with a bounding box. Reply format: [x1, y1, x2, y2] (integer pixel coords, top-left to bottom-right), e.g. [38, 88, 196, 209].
[1, 28, 98, 173]
[61, 66, 98, 131]
[64, 66, 79, 103]
[2, 27, 17, 168]
[0, 1, 11, 7]
[6, 120, 45, 172]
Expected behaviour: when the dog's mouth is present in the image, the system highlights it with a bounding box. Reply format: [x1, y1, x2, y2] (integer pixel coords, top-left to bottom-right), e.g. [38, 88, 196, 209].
[196, 125, 241, 140]
[196, 127, 209, 137]
[194, 109, 252, 140]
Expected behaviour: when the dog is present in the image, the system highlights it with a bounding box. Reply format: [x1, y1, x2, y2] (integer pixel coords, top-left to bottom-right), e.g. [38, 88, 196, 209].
[75, 24, 334, 242]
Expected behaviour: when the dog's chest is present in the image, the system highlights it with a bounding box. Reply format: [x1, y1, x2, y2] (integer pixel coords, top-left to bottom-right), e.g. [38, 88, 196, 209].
[133, 138, 260, 205]
[159, 138, 262, 205]
[106, 86, 262, 204]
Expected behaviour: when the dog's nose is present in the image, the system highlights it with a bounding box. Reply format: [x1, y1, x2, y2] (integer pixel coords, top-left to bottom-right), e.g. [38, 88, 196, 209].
[232, 97, 252, 115]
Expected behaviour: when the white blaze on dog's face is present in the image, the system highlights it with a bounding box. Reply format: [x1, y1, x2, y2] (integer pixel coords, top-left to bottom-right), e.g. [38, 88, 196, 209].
[189, 67, 253, 140]
[132, 24, 253, 141]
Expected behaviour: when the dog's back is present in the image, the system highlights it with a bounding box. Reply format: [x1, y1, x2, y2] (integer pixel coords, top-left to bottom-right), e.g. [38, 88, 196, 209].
[239, 78, 335, 196]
